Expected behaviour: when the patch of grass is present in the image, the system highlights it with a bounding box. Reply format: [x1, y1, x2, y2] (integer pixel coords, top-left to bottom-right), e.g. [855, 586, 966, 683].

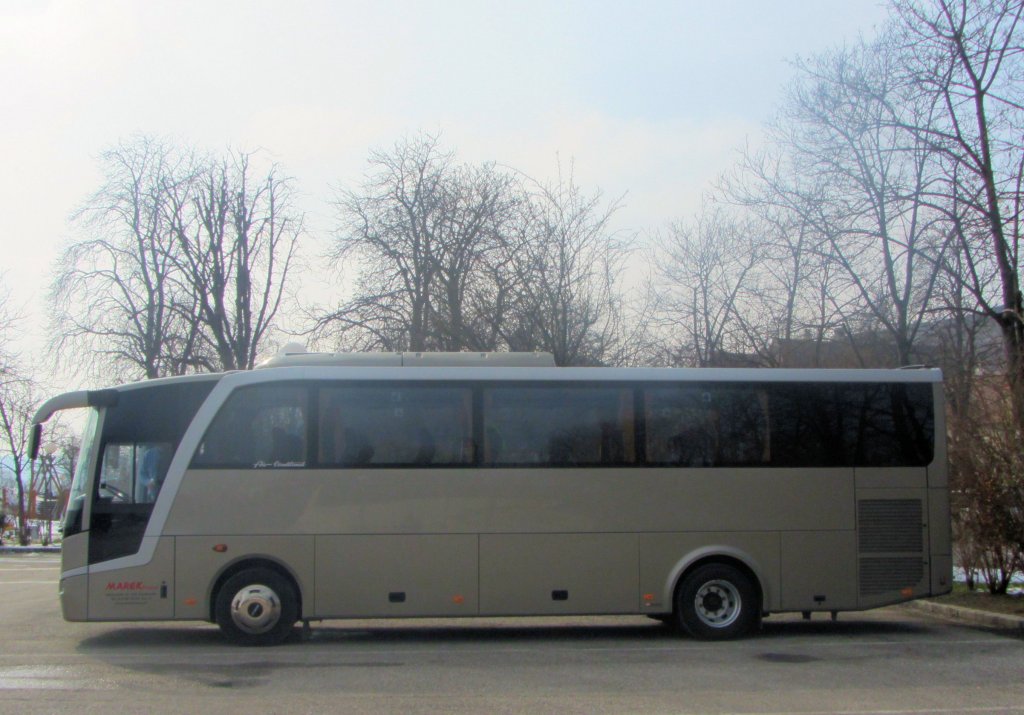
[930, 583, 1024, 617]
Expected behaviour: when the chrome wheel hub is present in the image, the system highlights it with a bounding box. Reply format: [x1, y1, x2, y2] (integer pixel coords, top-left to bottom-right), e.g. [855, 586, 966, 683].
[694, 579, 741, 628]
[230, 584, 281, 634]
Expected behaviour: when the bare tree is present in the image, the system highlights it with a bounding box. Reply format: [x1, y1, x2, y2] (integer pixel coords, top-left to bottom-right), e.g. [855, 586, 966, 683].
[0, 280, 36, 544]
[949, 391, 1024, 593]
[52, 138, 303, 379]
[721, 152, 852, 366]
[0, 277, 18, 378]
[52, 137, 201, 380]
[169, 150, 302, 370]
[731, 32, 949, 367]
[496, 169, 637, 366]
[893, 0, 1024, 420]
[0, 368, 37, 546]
[318, 134, 518, 353]
[0, 280, 16, 540]
[435, 164, 521, 351]
[320, 134, 455, 351]
[0, 278, 32, 544]
[652, 208, 766, 367]
[316, 139, 638, 365]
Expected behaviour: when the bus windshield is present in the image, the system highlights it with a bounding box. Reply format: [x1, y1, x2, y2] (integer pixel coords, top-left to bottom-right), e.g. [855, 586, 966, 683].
[63, 408, 99, 537]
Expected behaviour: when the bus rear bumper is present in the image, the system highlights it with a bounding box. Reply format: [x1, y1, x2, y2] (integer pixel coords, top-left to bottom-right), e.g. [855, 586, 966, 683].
[59, 574, 88, 622]
[931, 553, 953, 597]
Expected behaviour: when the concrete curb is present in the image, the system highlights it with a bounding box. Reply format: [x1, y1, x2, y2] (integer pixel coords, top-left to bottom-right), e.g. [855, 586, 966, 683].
[0, 546, 62, 554]
[904, 599, 1024, 634]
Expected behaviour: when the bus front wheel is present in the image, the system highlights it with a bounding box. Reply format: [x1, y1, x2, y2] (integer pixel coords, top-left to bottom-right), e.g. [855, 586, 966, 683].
[215, 567, 297, 646]
[676, 563, 758, 640]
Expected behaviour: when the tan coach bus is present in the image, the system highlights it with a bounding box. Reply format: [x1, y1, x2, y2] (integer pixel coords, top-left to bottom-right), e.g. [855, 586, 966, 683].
[31, 351, 950, 645]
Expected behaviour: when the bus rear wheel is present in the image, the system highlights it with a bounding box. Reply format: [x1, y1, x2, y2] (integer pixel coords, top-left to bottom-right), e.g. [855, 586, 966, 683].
[215, 567, 297, 646]
[676, 563, 758, 640]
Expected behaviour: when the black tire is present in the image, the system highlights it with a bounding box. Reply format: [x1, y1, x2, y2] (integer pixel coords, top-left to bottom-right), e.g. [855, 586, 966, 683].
[675, 563, 759, 640]
[214, 567, 298, 646]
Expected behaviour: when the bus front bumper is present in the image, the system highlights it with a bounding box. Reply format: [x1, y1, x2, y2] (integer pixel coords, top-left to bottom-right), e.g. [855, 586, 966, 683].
[59, 574, 88, 622]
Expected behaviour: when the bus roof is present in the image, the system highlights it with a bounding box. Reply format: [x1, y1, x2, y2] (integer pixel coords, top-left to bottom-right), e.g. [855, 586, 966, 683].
[227, 364, 944, 388]
[34, 359, 943, 425]
[256, 351, 557, 368]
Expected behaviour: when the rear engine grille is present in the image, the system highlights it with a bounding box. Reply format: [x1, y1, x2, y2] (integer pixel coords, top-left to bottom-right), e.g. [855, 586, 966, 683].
[859, 557, 924, 596]
[858, 499, 923, 553]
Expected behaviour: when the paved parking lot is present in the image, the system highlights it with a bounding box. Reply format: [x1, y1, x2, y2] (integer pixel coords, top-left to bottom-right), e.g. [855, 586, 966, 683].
[2, 553, 1022, 714]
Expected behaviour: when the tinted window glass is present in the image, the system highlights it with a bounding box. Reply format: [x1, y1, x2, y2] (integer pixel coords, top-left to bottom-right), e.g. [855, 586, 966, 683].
[769, 384, 848, 467]
[319, 385, 472, 466]
[183, 379, 933, 471]
[645, 386, 769, 466]
[192, 385, 308, 467]
[766, 383, 934, 467]
[101, 381, 216, 445]
[842, 383, 933, 467]
[483, 386, 634, 466]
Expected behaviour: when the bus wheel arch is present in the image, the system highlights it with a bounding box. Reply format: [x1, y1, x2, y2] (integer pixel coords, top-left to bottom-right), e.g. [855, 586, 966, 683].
[210, 558, 303, 645]
[671, 555, 763, 640]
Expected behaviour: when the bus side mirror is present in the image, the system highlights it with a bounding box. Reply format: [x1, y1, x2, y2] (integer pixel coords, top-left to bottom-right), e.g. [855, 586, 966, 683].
[29, 424, 42, 461]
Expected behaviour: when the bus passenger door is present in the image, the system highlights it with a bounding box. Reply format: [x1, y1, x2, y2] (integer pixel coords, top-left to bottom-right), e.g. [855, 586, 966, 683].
[87, 442, 171, 564]
[85, 442, 176, 620]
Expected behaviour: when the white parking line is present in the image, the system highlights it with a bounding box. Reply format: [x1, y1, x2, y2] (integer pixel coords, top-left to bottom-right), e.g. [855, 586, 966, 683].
[0, 581, 58, 585]
[0, 636, 1016, 665]
[0, 666, 110, 691]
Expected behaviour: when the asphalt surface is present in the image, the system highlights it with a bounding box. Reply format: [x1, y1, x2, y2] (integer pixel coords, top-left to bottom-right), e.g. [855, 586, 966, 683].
[1, 553, 1022, 714]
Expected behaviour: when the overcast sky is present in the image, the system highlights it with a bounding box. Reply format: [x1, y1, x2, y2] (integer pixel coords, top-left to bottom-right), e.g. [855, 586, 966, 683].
[0, 0, 890, 386]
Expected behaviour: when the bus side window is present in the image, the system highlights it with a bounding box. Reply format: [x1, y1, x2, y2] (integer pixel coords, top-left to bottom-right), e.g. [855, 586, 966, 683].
[318, 386, 471, 467]
[645, 388, 715, 466]
[192, 385, 308, 468]
[319, 402, 374, 465]
[644, 386, 768, 467]
[715, 389, 769, 466]
[483, 386, 634, 467]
